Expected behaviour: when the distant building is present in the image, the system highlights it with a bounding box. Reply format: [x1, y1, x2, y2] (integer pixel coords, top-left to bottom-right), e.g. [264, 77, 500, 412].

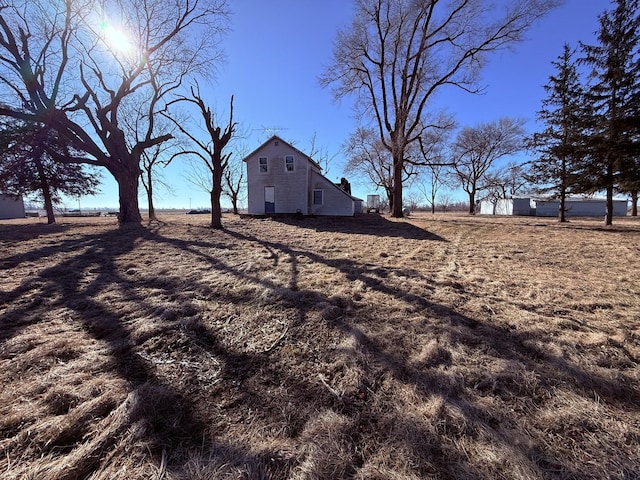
[243, 135, 362, 216]
[533, 197, 627, 217]
[0, 194, 25, 220]
[479, 196, 628, 218]
[480, 197, 532, 216]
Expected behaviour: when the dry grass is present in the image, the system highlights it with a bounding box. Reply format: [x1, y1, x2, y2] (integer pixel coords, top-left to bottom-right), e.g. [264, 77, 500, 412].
[1, 212, 639, 479]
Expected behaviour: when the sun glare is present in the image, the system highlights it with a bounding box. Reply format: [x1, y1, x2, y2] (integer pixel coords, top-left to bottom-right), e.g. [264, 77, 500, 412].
[99, 20, 133, 54]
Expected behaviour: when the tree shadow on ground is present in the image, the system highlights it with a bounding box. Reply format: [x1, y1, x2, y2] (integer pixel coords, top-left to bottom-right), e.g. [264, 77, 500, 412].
[1, 219, 638, 479]
[1, 225, 231, 478]
[150, 222, 638, 476]
[268, 213, 447, 241]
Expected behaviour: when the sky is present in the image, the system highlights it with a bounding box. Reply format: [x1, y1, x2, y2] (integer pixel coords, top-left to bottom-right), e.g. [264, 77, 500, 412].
[70, 0, 612, 211]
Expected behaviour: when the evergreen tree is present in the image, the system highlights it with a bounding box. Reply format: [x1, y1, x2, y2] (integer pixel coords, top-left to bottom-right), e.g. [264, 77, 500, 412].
[580, 0, 640, 225]
[527, 44, 588, 222]
[0, 119, 101, 224]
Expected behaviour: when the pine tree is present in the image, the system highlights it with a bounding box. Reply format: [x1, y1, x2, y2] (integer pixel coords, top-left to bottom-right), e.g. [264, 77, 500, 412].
[0, 119, 101, 224]
[528, 44, 588, 222]
[580, 0, 640, 225]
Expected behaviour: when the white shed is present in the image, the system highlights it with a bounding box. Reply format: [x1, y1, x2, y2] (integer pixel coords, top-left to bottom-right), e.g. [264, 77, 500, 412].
[534, 198, 627, 217]
[480, 197, 532, 216]
[0, 194, 25, 219]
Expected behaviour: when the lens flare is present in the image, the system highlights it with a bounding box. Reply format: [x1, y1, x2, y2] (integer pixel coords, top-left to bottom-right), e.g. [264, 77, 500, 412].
[99, 20, 132, 54]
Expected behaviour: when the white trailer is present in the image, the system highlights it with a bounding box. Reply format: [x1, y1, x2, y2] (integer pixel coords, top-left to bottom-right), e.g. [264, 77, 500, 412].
[367, 194, 381, 213]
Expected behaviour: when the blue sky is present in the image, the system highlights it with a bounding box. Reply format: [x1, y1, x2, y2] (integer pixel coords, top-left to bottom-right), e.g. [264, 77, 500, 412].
[74, 0, 610, 210]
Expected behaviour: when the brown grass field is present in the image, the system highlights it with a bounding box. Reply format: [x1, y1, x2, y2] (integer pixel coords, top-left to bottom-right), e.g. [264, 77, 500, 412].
[1, 212, 639, 479]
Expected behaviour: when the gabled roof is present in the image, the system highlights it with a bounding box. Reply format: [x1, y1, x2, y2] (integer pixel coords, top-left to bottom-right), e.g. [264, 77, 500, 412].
[241, 135, 322, 170]
[312, 170, 363, 202]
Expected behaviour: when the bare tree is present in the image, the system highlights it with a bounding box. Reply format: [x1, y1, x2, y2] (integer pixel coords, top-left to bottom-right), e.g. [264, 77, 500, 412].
[121, 103, 184, 221]
[415, 123, 454, 214]
[184, 156, 213, 199]
[405, 190, 421, 212]
[139, 143, 177, 221]
[321, 0, 560, 218]
[450, 118, 526, 214]
[438, 192, 454, 213]
[0, 0, 229, 224]
[342, 127, 416, 211]
[483, 161, 530, 201]
[165, 86, 236, 229]
[306, 131, 338, 177]
[223, 153, 245, 215]
[418, 164, 448, 214]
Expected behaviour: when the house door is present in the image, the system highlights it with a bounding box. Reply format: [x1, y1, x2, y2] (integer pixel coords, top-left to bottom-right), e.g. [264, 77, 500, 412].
[264, 186, 275, 213]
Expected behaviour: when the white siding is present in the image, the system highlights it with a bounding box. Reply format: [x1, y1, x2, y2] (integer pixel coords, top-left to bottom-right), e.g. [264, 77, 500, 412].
[480, 198, 533, 216]
[310, 171, 355, 216]
[244, 136, 360, 216]
[479, 197, 627, 217]
[534, 199, 628, 217]
[534, 200, 558, 217]
[513, 198, 533, 216]
[480, 199, 513, 215]
[245, 139, 312, 215]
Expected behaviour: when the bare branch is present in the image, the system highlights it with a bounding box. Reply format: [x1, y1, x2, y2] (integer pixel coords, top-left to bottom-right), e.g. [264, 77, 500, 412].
[321, 0, 560, 217]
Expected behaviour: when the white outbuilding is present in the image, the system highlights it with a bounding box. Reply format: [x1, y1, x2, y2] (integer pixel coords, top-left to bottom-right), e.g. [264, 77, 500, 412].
[480, 197, 532, 216]
[533, 197, 627, 217]
[480, 196, 628, 218]
[0, 194, 25, 220]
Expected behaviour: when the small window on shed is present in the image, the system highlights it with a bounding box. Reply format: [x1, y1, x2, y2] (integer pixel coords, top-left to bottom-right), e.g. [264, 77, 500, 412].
[313, 189, 323, 206]
[285, 155, 294, 172]
[259, 157, 268, 173]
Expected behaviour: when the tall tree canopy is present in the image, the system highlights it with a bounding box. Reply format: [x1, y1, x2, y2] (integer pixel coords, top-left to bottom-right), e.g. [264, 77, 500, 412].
[580, 0, 640, 225]
[0, 118, 100, 223]
[528, 44, 589, 222]
[321, 0, 560, 217]
[0, 0, 229, 224]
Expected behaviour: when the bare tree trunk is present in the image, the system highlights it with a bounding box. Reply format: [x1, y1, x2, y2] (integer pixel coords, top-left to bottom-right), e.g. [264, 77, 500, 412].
[145, 169, 157, 221]
[210, 156, 224, 228]
[605, 185, 614, 226]
[210, 184, 222, 229]
[559, 189, 567, 223]
[392, 156, 403, 217]
[115, 166, 142, 224]
[468, 192, 476, 215]
[34, 156, 55, 224]
[631, 191, 638, 216]
[385, 186, 394, 213]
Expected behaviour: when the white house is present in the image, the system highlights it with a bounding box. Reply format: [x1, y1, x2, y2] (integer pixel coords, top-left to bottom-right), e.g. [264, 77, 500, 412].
[243, 135, 362, 216]
[0, 194, 25, 219]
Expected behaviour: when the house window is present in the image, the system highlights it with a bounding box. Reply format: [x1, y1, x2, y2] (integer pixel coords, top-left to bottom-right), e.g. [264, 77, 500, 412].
[285, 155, 294, 172]
[259, 157, 268, 173]
[313, 189, 323, 206]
